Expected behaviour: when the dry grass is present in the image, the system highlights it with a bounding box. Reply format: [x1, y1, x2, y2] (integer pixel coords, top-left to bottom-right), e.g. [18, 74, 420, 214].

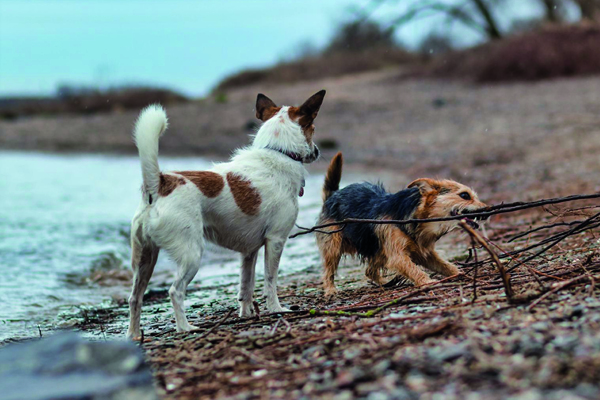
[0, 87, 188, 120]
[424, 23, 600, 83]
[214, 47, 416, 92]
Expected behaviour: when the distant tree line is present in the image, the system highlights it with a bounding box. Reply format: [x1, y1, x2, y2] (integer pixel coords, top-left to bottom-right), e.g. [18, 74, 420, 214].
[354, 0, 600, 43]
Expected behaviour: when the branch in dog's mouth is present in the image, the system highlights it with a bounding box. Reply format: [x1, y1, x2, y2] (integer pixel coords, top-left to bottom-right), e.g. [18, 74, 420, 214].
[290, 192, 600, 239]
[451, 209, 484, 229]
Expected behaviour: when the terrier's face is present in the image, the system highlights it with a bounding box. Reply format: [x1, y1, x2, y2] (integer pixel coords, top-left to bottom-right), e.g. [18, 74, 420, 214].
[408, 178, 487, 236]
[254, 90, 325, 163]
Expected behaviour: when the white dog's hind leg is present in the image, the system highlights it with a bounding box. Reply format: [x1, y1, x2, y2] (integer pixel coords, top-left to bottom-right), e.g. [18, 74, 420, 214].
[238, 250, 258, 317]
[127, 241, 159, 339]
[167, 240, 203, 332]
[263, 238, 289, 313]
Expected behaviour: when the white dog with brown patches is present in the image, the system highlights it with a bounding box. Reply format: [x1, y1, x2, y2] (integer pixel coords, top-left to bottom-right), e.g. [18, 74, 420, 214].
[127, 90, 325, 338]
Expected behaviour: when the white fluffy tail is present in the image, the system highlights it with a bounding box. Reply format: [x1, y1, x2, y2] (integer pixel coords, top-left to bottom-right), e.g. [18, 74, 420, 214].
[133, 104, 168, 201]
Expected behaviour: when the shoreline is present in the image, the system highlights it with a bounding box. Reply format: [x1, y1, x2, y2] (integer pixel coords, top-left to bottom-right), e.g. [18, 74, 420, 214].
[4, 72, 600, 398]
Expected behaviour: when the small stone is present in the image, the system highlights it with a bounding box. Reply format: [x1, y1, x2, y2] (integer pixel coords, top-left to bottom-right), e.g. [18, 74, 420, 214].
[531, 321, 550, 332]
[366, 391, 391, 400]
[332, 390, 354, 400]
[336, 367, 369, 388]
[302, 345, 325, 359]
[388, 387, 416, 400]
[466, 309, 485, 319]
[343, 348, 362, 360]
[506, 389, 543, 400]
[575, 383, 600, 399]
[521, 342, 545, 357]
[252, 369, 268, 377]
[404, 372, 428, 392]
[430, 341, 470, 363]
[356, 382, 384, 396]
[373, 360, 392, 375]
[551, 335, 579, 352]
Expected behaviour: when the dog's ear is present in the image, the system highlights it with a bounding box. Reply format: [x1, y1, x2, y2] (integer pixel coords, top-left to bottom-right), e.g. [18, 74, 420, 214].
[407, 178, 439, 193]
[256, 94, 278, 121]
[299, 90, 326, 120]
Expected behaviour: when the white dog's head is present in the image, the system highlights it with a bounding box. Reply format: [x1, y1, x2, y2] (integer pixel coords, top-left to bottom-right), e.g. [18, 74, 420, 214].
[252, 90, 325, 164]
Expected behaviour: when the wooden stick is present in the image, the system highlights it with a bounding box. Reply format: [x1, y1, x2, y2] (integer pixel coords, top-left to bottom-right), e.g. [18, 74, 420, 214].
[527, 275, 595, 311]
[459, 221, 515, 302]
[199, 308, 235, 338]
[290, 192, 600, 238]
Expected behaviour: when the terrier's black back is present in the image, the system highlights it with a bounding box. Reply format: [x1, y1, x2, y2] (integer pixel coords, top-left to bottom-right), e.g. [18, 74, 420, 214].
[321, 182, 421, 259]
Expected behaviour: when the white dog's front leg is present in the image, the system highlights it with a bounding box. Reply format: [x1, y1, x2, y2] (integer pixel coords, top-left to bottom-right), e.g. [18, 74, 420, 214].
[238, 250, 258, 317]
[263, 238, 289, 313]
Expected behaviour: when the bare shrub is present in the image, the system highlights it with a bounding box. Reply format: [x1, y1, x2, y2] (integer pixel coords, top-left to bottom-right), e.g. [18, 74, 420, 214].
[214, 21, 415, 92]
[423, 24, 600, 83]
[0, 86, 188, 119]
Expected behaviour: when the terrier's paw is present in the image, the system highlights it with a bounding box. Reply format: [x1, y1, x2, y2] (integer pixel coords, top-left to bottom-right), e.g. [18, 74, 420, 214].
[324, 288, 338, 300]
[416, 277, 436, 287]
[445, 263, 461, 276]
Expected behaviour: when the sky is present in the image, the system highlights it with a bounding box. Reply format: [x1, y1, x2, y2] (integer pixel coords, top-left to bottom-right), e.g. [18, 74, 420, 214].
[0, 0, 553, 98]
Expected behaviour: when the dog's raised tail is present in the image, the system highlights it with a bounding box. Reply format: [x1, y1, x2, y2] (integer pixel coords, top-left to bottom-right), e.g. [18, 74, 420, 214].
[323, 152, 343, 201]
[133, 104, 168, 201]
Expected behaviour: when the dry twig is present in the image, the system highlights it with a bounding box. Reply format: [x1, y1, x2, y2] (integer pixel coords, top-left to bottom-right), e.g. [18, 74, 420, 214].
[199, 308, 235, 338]
[460, 221, 515, 301]
[290, 192, 600, 238]
[527, 275, 597, 311]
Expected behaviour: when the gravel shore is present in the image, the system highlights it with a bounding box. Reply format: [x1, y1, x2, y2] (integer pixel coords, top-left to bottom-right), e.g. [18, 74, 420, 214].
[3, 71, 600, 399]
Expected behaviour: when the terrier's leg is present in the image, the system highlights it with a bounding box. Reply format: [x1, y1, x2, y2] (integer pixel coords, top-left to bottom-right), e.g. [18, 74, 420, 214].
[425, 249, 461, 276]
[385, 253, 434, 286]
[377, 225, 434, 286]
[238, 250, 258, 317]
[317, 231, 343, 298]
[366, 252, 391, 286]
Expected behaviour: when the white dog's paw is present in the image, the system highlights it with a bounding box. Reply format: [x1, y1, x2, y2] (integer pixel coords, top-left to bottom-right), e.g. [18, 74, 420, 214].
[126, 330, 140, 340]
[239, 302, 255, 318]
[176, 322, 199, 333]
[267, 304, 291, 313]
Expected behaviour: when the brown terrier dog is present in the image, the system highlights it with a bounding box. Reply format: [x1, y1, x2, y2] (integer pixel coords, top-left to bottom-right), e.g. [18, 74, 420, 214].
[316, 152, 487, 297]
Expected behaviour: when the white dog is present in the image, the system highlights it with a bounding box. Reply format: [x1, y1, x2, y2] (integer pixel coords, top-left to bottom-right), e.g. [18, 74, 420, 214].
[126, 90, 326, 338]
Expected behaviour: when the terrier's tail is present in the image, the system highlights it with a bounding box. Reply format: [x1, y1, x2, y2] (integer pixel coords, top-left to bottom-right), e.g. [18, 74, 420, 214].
[323, 152, 343, 201]
[133, 104, 168, 202]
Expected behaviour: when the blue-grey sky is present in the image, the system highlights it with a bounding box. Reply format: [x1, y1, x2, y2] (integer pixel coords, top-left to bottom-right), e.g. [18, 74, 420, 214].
[0, 0, 550, 98]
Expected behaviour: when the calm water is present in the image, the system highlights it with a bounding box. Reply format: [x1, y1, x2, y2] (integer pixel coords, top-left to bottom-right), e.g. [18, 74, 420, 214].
[0, 151, 325, 339]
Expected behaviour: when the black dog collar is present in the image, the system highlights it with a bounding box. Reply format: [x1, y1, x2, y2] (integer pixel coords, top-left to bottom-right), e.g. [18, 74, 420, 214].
[266, 147, 303, 163]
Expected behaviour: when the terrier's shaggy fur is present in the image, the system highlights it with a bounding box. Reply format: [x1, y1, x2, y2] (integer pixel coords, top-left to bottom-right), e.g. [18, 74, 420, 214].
[316, 152, 487, 297]
[127, 91, 326, 338]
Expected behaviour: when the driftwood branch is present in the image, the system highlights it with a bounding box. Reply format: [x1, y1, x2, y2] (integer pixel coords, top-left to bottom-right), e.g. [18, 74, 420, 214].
[309, 274, 462, 318]
[199, 308, 235, 338]
[527, 274, 597, 311]
[459, 221, 515, 302]
[506, 211, 600, 273]
[290, 192, 600, 239]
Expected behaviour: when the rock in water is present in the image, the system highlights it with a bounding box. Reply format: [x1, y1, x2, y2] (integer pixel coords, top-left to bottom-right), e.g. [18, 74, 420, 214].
[0, 333, 158, 400]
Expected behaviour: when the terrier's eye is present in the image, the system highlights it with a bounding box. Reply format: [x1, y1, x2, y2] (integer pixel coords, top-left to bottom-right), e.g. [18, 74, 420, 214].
[459, 192, 471, 200]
